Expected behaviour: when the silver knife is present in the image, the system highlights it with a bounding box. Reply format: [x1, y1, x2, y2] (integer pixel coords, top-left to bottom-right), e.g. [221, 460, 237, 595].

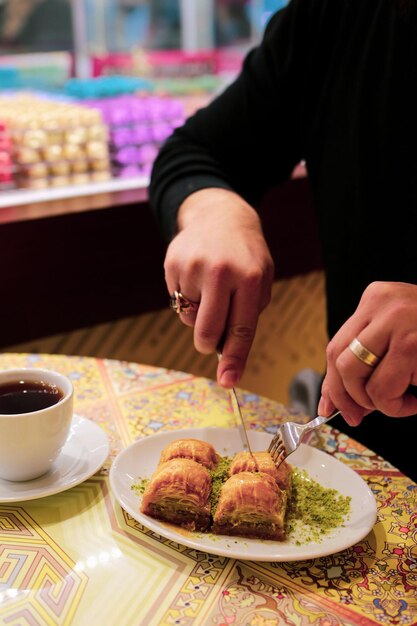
[217, 352, 255, 457]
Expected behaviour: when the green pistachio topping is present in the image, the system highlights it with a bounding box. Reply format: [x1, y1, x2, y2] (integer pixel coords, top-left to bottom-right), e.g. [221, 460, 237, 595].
[286, 468, 351, 544]
[132, 477, 150, 495]
[209, 456, 233, 514]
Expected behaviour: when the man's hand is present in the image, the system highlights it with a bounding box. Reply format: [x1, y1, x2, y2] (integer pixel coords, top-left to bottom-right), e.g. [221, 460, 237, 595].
[164, 188, 275, 388]
[318, 281, 417, 424]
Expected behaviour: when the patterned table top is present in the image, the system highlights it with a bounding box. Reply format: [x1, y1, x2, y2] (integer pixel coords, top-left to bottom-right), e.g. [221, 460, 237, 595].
[0, 353, 416, 626]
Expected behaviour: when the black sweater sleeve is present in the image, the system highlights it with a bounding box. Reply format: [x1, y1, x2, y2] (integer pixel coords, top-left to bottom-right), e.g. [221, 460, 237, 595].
[148, 0, 312, 241]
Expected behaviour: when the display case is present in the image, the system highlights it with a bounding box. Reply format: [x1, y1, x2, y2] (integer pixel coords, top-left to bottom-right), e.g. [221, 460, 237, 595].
[0, 0, 318, 350]
[0, 0, 291, 203]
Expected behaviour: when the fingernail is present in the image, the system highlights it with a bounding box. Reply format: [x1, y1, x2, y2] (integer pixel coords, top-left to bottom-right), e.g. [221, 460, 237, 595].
[220, 370, 239, 388]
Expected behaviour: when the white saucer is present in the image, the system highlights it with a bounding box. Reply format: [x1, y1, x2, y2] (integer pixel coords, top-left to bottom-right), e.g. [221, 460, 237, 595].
[0, 415, 109, 502]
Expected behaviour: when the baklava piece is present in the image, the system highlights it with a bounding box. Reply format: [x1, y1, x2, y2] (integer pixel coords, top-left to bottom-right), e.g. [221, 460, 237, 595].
[140, 458, 211, 531]
[158, 437, 219, 470]
[212, 471, 287, 541]
[229, 451, 292, 494]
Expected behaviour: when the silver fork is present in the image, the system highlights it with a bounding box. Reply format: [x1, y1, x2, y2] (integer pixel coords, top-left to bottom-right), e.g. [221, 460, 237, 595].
[268, 410, 341, 467]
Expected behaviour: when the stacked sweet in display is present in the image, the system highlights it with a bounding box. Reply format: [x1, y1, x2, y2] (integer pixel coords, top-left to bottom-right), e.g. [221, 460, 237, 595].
[86, 94, 185, 178]
[0, 122, 15, 191]
[0, 95, 111, 189]
[65, 75, 153, 100]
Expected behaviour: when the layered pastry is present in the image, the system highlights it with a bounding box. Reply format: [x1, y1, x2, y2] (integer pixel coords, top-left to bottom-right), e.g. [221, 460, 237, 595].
[159, 438, 219, 470]
[140, 438, 292, 541]
[140, 458, 212, 531]
[212, 471, 287, 541]
[229, 451, 292, 495]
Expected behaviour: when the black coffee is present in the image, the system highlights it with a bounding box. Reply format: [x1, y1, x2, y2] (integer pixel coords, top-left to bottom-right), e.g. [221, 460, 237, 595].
[0, 380, 64, 414]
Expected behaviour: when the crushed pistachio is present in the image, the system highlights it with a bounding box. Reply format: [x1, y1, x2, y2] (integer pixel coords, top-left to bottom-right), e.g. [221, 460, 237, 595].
[132, 477, 150, 495]
[209, 456, 233, 514]
[286, 468, 351, 544]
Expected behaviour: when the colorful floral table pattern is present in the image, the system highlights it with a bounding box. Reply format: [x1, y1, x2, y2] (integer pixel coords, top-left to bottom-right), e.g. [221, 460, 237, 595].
[0, 353, 416, 626]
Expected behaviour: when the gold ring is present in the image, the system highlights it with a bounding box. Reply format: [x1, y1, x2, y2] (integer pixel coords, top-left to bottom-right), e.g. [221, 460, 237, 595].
[169, 290, 199, 315]
[349, 337, 381, 367]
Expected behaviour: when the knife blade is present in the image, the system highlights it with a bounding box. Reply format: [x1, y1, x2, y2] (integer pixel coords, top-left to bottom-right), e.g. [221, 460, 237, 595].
[229, 385, 255, 456]
[217, 352, 255, 457]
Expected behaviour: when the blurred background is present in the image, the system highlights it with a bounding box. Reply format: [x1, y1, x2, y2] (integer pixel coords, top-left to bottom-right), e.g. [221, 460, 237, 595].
[0, 0, 326, 409]
[0, 1, 289, 56]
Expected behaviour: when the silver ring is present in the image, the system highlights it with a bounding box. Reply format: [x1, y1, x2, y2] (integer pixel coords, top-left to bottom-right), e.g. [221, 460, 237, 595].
[169, 290, 199, 315]
[349, 337, 381, 367]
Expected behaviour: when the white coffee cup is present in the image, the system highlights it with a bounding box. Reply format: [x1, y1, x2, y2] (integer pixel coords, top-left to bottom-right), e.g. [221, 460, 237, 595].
[0, 368, 74, 481]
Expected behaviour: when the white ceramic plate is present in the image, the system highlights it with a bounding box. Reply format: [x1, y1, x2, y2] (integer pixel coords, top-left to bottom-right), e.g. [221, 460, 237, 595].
[109, 427, 377, 561]
[0, 415, 109, 502]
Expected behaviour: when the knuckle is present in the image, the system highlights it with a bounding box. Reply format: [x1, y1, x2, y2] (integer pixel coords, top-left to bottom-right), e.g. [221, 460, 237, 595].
[210, 264, 266, 288]
[384, 302, 408, 323]
[363, 281, 381, 296]
[164, 256, 179, 276]
[209, 263, 232, 284]
[325, 340, 338, 364]
[361, 281, 391, 308]
[363, 280, 386, 297]
[364, 377, 379, 398]
[229, 324, 256, 343]
[243, 270, 264, 290]
[336, 350, 351, 376]
[195, 327, 220, 353]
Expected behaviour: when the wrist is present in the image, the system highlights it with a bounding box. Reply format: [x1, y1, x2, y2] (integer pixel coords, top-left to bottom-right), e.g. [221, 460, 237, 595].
[177, 188, 261, 231]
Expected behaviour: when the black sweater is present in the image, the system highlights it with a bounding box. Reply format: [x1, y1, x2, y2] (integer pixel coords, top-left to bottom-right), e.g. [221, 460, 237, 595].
[149, 0, 417, 477]
[150, 0, 417, 338]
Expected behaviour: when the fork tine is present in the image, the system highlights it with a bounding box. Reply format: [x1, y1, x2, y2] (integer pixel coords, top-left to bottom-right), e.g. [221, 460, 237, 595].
[273, 455, 285, 470]
[267, 430, 283, 453]
[268, 431, 284, 449]
[268, 409, 340, 468]
[270, 446, 286, 468]
[269, 441, 286, 458]
[267, 428, 288, 469]
[268, 439, 287, 467]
